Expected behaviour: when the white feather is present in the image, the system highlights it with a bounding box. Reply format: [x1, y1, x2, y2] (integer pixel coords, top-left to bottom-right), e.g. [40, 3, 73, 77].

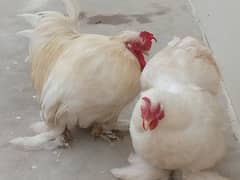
[112, 37, 228, 180]
[111, 154, 170, 180]
[23, 0, 51, 11]
[30, 121, 49, 133]
[167, 36, 180, 47]
[9, 127, 64, 150]
[111, 155, 169, 180]
[182, 171, 231, 180]
[17, 13, 41, 27]
[12, 0, 144, 150]
[17, 30, 34, 39]
[61, 0, 80, 21]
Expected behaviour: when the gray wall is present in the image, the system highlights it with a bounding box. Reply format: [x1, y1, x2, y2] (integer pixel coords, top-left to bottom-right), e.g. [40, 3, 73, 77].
[190, 0, 240, 121]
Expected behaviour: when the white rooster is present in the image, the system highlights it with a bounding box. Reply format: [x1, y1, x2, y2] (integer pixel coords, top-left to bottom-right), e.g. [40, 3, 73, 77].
[111, 37, 230, 180]
[10, 0, 156, 150]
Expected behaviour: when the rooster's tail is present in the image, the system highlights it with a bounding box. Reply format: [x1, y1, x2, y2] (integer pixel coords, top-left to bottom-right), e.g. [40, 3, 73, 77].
[18, 0, 80, 40]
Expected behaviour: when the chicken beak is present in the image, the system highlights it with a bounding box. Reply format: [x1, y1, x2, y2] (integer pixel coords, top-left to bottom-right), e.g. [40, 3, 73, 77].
[143, 51, 149, 56]
[153, 37, 157, 42]
[142, 119, 149, 131]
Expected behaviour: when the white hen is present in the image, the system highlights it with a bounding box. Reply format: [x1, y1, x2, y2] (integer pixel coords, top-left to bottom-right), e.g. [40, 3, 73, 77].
[141, 37, 221, 94]
[111, 37, 230, 180]
[10, 0, 156, 150]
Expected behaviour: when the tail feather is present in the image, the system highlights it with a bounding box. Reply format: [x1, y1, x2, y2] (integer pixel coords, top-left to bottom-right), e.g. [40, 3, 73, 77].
[23, 0, 80, 20]
[20, 0, 81, 39]
[23, 0, 51, 11]
[61, 0, 80, 21]
[17, 13, 41, 27]
[17, 29, 34, 39]
[168, 36, 180, 47]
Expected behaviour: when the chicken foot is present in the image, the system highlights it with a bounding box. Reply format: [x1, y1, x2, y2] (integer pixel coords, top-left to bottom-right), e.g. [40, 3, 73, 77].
[90, 123, 124, 143]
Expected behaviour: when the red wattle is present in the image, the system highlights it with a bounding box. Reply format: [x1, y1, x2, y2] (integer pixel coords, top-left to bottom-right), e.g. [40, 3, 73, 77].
[135, 51, 146, 72]
[125, 42, 146, 72]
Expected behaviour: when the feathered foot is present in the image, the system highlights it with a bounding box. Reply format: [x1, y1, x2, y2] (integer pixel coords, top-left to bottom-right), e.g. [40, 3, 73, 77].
[30, 122, 72, 148]
[111, 153, 170, 180]
[9, 124, 72, 150]
[181, 171, 231, 180]
[9, 128, 63, 150]
[30, 121, 49, 133]
[100, 130, 124, 143]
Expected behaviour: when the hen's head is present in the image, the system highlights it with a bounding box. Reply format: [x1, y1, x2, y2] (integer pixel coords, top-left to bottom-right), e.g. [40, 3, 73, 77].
[141, 97, 164, 131]
[125, 31, 157, 71]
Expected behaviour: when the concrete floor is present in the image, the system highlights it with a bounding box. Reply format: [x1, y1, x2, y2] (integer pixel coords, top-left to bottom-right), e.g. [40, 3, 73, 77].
[0, 0, 239, 180]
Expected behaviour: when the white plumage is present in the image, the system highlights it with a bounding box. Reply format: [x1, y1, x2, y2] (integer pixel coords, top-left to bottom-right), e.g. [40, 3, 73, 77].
[10, 0, 156, 150]
[141, 37, 221, 94]
[111, 37, 230, 180]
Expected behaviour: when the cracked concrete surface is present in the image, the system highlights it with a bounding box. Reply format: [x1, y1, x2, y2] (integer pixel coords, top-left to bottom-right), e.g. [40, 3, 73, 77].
[0, 0, 239, 180]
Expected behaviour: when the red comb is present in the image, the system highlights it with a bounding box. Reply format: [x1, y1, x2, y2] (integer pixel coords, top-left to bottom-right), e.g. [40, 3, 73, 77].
[141, 96, 165, 131]
[139, 31, 157, 51]
[140, 31, 157, 42]
[141, 97, 151, 120]
[142, 97, 151, 106]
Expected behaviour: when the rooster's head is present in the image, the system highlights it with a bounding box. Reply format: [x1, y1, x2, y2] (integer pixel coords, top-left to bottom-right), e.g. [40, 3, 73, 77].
[125, 31, 157, 71]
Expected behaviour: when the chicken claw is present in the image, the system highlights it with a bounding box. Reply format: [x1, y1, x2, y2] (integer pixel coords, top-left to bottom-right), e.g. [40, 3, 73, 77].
[90, 124, 124, 143]
[100, 130, 124, 143]
[62, 128, 72, 148]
